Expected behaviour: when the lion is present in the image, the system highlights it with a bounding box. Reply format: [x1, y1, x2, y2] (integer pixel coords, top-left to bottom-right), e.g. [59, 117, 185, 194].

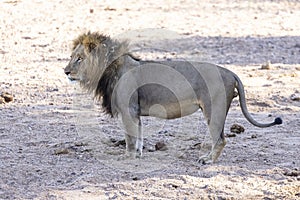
[64, 32, 282, 164]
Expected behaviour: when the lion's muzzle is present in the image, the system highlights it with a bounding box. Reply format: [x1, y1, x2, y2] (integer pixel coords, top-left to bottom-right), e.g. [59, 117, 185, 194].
[64, 65, 77, 81]
[64, 67, 71, 76]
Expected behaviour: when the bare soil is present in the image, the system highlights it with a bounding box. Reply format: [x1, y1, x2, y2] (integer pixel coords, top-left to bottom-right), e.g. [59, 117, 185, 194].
[0, 0, 299, 199]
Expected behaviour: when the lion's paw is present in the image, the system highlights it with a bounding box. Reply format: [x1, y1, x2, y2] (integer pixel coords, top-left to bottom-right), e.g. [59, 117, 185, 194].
[136, 149, 143, 158]
[125, 149, 143, 159]
[197, 153, 213, 165]
[125, 151, 137, 159]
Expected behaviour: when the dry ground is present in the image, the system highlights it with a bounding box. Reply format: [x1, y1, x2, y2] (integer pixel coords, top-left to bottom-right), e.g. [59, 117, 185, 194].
[0, 0, 300, 199]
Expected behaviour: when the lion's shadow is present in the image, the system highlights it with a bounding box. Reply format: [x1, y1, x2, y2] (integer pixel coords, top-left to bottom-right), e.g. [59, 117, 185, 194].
[129, 35, 300, 65]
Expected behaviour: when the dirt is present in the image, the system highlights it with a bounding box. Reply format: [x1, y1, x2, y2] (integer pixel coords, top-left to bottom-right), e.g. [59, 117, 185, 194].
[0, 0, 299, 199]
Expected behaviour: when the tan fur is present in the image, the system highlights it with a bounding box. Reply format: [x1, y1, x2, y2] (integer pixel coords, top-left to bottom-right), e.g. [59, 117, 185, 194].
[65, 32, 282, 164]
[72, 32, 107, 51]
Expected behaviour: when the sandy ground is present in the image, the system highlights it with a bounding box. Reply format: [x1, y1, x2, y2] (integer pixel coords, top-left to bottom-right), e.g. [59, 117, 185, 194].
[1, 0, 300, 199]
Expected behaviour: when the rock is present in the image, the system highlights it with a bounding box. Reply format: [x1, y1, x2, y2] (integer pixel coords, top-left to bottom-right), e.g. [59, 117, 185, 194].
[283, 169, 300, 177]
[0, 92, 13, 103]
[54, 148, 70, 155]
[155, 141, 168, 151]
[132, 176, 140, 181]
[290, 93, 300, 101]
[158, 130, 168, 134]
[261, 61, 272, 70]
[251, 134, 257, 139]
[192, 142, 202, 149]
[111, 139, 126, 147]
[230, 124, 245, 134]
[104, 7, 116, 11]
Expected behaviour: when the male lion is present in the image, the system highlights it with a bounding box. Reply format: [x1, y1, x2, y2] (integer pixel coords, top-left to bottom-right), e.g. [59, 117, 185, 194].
[64, 32, 282, 164]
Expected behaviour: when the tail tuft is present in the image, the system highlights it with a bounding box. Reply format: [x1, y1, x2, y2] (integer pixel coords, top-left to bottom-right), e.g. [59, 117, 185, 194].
[274, 117, 283, 125]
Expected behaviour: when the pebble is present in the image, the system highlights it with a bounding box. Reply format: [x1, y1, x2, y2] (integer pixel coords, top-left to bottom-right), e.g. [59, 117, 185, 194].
[158, 130, 168, 134]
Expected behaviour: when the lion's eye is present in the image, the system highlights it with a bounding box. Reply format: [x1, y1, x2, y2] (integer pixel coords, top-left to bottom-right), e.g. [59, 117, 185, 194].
[77, 57, 83, 63]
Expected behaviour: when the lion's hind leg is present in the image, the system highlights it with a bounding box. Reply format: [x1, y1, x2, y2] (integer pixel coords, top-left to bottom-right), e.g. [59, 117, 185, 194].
[198, 104, 227, 164]
[122, 116, 143, 158]
[198, 129, 226, 164]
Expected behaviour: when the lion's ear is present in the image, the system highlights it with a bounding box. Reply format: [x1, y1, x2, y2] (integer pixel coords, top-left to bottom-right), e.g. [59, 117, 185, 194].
[83, 36, 99, 53]
[84, 41, 98, 53]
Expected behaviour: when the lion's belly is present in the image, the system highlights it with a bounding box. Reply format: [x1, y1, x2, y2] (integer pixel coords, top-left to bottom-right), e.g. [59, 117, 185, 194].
[139, 97, 200, 119]
[138, 83, 200, 119]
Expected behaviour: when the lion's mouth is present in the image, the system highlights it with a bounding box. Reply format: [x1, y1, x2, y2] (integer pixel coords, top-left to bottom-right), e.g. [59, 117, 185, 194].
[67, 75, 80, 82]
[69, 77, 78, 81]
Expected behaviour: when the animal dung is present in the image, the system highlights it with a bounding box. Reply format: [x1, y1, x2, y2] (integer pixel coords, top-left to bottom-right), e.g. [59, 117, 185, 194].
[230, 124, 245, 134]
[226, 133, 237, 137]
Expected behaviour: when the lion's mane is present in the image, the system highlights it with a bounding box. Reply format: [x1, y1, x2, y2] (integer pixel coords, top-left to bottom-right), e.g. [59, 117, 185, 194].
[72, 32, 139, 116]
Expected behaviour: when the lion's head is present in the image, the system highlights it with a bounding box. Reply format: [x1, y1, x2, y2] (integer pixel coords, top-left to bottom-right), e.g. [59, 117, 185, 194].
[64, 32, 130, 92]
[64, 32, 108, 82]
[64, 32, 136, 115]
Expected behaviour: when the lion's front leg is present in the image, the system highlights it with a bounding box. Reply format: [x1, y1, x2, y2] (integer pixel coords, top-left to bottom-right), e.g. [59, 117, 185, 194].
[136, 119, 143, 157]
[122, 116, 143, 158]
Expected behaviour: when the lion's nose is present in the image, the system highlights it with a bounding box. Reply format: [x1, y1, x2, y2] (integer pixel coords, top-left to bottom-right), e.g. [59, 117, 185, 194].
[64, 69, 71, 75]
[65, 71, 70, 75]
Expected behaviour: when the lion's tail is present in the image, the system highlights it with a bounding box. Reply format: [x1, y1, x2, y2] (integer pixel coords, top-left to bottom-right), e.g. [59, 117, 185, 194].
[233, 74, 282, 128]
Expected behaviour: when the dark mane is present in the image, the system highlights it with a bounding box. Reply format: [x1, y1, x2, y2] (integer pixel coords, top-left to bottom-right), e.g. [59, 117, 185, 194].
[95, 53, 139, 117]
[95, 59, 121, 117]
